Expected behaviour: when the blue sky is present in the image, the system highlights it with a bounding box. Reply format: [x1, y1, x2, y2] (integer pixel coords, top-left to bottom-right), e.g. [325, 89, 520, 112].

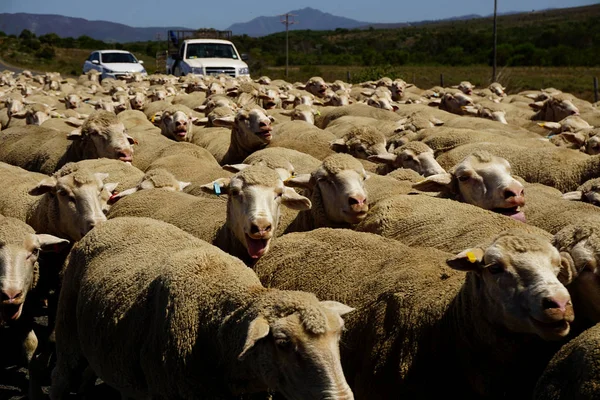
[1, 0, 596, 30]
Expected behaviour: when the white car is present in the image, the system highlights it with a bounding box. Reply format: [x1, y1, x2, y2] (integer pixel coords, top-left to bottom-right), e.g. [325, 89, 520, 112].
[83, 50, 147, 80]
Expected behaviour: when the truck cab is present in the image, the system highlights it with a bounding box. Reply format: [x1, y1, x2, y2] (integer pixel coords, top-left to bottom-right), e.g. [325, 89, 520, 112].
[165, 30, 249, 78]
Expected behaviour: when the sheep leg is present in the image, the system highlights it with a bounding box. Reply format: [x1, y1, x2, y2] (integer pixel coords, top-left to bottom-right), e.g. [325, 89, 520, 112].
[49, 349, 88, 400]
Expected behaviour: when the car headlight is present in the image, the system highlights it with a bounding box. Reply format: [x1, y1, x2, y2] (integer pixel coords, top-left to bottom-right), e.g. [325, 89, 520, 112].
[141, 69, 147, 75]
[191, 67, 204, 75]
[238, 67, 249, 75]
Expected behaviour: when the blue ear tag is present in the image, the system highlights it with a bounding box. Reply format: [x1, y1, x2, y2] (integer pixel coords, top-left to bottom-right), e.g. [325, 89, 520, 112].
[213, 182, 221, 195]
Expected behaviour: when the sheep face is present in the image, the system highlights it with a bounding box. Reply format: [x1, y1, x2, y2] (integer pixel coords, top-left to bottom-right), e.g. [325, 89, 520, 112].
[440, 92, 474, 115]
[331, 128, 388, 161]
[305, 77, 329, 98]
[30, 172, 111, 241]
[259, 88, 280, 110]
[235, 108, 275, 145]
[311, 162, 369, 224]
[207, 81, 225, 96]
[289, 106, 318, 125]
[535, 98, 580, 122]
[6, 98, 25, 118]
[64, 94, 82, 109]
[489, 82, 506, 97]
[160, 110, 194, 142]
[369, 143, 445, 177]
[584, 134, 600, 155]
[223, 168, 310, 259]
[129, 92, 146, 111]
[453, 153, 525, 220]
[553, 224, 600, 323]
[240, 305, 354, 399]
[458, 81, 474, 95]
[0, 232, 68, 323]
[112, 93, 130, 114]
[26, 110, 51, 126]
[449, 231, 573, 341]
[68, 112, 136, 163]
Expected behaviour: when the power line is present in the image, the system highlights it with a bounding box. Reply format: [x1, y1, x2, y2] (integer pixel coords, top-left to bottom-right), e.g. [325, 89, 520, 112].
[280, 13, 298, 78]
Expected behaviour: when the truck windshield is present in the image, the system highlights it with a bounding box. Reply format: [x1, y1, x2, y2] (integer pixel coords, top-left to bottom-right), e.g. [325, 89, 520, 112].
[101, 52, 137, 63]
[186, 43, 238, 59]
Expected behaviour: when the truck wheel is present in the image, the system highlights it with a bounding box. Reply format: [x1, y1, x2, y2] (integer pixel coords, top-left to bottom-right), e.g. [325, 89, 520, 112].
[174, 65, 184, 77]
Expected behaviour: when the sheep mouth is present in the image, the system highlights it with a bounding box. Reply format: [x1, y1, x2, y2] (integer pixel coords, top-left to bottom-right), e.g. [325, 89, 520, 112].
[264, 101, 276, 109]
[344, 209, 368, 223]
[0, 303, 24, 321]
[245, 235, 270, 259]
[493, 206, 525, 222]
[530, 317, 571, 338]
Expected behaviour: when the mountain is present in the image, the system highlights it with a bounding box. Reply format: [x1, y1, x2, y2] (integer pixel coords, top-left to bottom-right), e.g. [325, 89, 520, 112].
[226, 7, 372, 37]
[0, 13, 190, 43]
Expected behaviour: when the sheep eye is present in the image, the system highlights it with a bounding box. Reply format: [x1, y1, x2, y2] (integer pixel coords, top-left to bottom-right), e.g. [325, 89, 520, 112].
[27, 248, 40, 260]
[275, 338, 292, 349]
[57, 190, 68, 196]
[487, 263, 504, 274]
[458, 176, 470, 182]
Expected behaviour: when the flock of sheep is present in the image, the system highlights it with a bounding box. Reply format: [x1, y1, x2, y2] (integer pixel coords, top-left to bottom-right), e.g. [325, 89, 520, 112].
[1, 66, 600, 400]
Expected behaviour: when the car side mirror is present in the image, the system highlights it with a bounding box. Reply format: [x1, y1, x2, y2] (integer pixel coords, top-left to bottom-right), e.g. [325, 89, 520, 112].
[138, 60, 144, 64]
[92, 60, 99, 65]
[241, 53, 249, 61]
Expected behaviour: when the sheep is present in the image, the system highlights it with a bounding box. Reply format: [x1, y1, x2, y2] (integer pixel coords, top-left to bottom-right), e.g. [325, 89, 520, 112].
[539, 115, 592, 135]
[0, 111, 136, 174]
[50, 216, 354, 400]
[325, 115, 405, 140]
[356, 191, 550, 253]
[436, 91, 474, 115]
[241, 147, 322, 175]
[563, 177, 600, 206]
[533, 323, 600, 400]
[269, 120, 336, 161]
[315, 103, 403, 129]
[68, 158, 145, 193]
[158, 104, 199, 142]
[107, 168, 191, 203]
[254, 228, 574, 399]
[108, 165, 311, 264]
[278, 104, 320, 125]
[519, 182, 600, 234]
[436, 142, 600, 193]
[0, 161, 115, 241]
[329, 126, 389, 160]
[368, 141, 446, 177]
[301, 76, 329, 98]
[531, 94, 580, 122]
[281, 154, 369, 233]
[191, 106, 276, 165]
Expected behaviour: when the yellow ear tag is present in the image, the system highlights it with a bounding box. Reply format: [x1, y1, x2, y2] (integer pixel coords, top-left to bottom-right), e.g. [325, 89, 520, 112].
[150, 115, 155, 123]
[466, 251, 477, 263]
[315, 110, 321, 116]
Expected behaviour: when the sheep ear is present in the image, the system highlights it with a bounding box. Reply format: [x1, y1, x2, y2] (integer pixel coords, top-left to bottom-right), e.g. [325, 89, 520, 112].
[108, 187, 139, 202]
[560, 132, 586, 147]
[29, 176, 58, 196]
[529, 101, 544, 110]
[446, 248, 485, 272]
[223, 164, 250, 173]
[65, 117, 84, 127]
[35, 234, 70, 253]
[557, 251, 577, 285]
[67, 128, 83, 140]
[319, 300, 354, 316]
[539, 122, 561, 131]
[284, 174, 313, 190]
[178, 181, 191, 191]
[562, 191, 583, 201]
[329, 138, 347, 153]
[281, 187, 312, 211]
[368, 153, 397, 165]
[104, 182, 119, 194]
[212, 115, 235, 127]
[201, 178, 230, 195]
[238, 316, 270, 360]
[412, 173, 454, 193]
[195, 117, 209, 126]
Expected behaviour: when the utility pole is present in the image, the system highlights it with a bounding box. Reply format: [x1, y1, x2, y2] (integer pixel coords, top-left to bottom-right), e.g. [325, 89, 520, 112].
[492, 0, 498, 83]
[280, 13, 297, 78]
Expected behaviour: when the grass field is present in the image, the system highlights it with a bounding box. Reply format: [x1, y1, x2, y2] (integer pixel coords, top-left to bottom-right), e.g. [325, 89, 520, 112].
[2, 47, 598, 103]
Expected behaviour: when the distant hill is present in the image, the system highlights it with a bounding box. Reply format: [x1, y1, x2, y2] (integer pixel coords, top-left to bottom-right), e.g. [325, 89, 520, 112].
[0, 13, 190, 43]
[227, 7, 372, 37]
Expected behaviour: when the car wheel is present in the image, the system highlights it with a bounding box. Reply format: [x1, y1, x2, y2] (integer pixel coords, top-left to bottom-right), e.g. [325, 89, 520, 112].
[174, 65, 184, 77]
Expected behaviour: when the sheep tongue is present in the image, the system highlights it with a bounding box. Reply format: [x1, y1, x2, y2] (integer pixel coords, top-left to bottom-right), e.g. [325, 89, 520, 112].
[499, 209, 526, 223]
[246, 237, 268, 259]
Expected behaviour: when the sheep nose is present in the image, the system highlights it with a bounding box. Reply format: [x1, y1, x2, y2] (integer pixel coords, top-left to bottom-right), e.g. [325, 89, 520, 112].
[250, 220, 272, 237]
[1, 289, 23, 303]
[542, 296, 570, 313]
[349, 195, 367, 208]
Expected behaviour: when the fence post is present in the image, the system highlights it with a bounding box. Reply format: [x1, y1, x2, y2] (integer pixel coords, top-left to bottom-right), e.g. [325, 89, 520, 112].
[413, 72, 416, 85]
[594, 77, 599, 103]
[440, 73, 444, 87]
[347, 71, 351, 83]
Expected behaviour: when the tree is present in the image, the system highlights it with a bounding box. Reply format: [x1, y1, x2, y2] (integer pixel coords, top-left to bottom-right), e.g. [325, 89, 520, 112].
[19, 29, 35, 40]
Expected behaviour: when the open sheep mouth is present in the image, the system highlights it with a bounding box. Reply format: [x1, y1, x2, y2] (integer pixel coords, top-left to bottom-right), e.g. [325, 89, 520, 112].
[245, 235, 270, 259]
[344, 209, 368, 223]
[175, 128, 188, 137]
[493, 206, 525, 222]
[0, 303, 23, 321]
[256, 127, 273, 140]
[531, 317, 571, 337]
[265, 101, 276, 109]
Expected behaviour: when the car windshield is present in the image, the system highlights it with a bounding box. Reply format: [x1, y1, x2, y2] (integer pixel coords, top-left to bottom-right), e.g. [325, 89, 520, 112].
[185, 43, 238, 59]
[101, 52, 137, 63]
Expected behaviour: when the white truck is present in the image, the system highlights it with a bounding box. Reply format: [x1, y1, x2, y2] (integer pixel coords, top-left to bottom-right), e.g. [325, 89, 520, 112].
[164, 29, 250, 78]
